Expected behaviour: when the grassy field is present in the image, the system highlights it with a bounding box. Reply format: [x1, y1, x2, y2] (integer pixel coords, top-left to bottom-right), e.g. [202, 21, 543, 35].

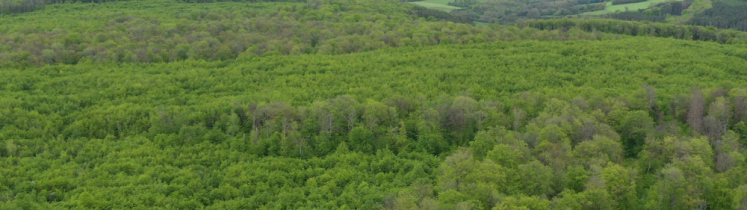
[580, 0, 683, 15]
[409, 0, 492, 12]
[474, 20, 489, 26]
[409, 0, 462, 12]
[667, 0, 711, 23]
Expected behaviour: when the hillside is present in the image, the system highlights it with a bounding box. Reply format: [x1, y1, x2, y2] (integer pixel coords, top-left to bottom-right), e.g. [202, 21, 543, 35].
[2, 0, 747, 209]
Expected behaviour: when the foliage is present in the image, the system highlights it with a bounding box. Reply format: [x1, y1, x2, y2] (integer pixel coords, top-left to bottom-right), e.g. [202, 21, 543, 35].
[2, 36, 747, 208]
[447, 0, 478, 7]
[0, 0, 137, 14]
[3, 0, 747, 208]
[689, 2, 747, 31]
[409, 5, 473, 24]
[600, 1, 690, 23]
[0, 0, 46, 14]
[460, 0, 608, 23]
[520, 18, 747, 43]
[0, 0, 489, 66]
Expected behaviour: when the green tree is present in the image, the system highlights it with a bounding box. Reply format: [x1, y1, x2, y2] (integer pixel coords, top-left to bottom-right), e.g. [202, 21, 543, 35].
[601, 163, 636, 209]
[517, 161, 553, 197]
[349, 126, 375, 153]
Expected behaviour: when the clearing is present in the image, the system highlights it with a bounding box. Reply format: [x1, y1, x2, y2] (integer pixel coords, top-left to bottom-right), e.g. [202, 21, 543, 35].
[409, 0, 462, 12]
[580, 0, 684, 15]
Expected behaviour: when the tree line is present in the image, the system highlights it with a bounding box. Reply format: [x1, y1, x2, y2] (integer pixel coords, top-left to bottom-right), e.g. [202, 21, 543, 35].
[611, 0, 645, 5]
[0, 0, 136, 14]
[600, 1, 692, 25]
[409, 5, 474, 24]
[0, 0, 497, 66]
[453, 0, 606, 23]
[0, 0, 46, 14]
[5, 0, 747, 67]
[0, 0, 308, 14]
[689, 2, 747, 31]
[520, 18, 747, 44]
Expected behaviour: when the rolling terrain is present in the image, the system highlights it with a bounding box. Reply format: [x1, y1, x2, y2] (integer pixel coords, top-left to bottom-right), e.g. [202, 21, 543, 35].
[2, 0, 747, 209]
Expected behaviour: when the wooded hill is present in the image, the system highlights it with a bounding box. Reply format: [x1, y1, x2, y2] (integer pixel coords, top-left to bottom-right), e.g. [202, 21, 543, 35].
[2, 0, 747, 209]
[2, 0, 747, 67]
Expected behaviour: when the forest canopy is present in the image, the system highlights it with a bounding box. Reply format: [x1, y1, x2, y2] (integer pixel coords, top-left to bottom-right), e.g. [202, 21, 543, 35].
[4, 37, 747, 208]
[2, 0, 747, 209]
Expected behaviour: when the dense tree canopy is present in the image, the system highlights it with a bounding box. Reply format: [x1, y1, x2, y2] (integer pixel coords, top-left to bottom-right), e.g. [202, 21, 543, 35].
[520, 18, 747, 44]
[3, 0, 747, 208]
[3, 35, 747, 208]
[690, 2, 747, 31]
[3, 0, 747, 67]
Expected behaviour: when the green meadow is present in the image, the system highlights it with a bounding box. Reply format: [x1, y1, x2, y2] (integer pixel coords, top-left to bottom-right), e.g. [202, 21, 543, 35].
[409, 0, 462, 12]
[580, 0, 683, 15]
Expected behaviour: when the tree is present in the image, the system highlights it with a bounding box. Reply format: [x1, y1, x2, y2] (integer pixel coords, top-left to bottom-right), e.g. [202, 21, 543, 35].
[349, 126, 375, 153]
[313, 101, 336, 133]
[331, 95, 359, 132]
[363, 100, 389, 131]
[735, 185, 747, 210]
[705, 97, 731, 141]
[446, 96, 479, 144]
[438, 148, 478, 193]
[493, 195, 551, 210]
[642, 85, 662, 122]
[471, 129, 498, 160]
[646, 166, 688, 210]
[638, 136, 676, 175]
[732, 88, 747, 123]
[394, 120, 411, 153]
[714, 131, 744, 172]
[601, 163, 636, 209]
[573, 135, 624, 168]
[487, 144, 529, 169]
[462, 159, 506, 208]
[619, 110, 654, 158]
[535, 124, 572, 170]
[513, 108, 527, 132]
[527, 8, 541, 19]
[565, 165, 589, 193]
[688, 86, 705, 134]
[517, 161, 554, 197]
[417, 120, 446, 155]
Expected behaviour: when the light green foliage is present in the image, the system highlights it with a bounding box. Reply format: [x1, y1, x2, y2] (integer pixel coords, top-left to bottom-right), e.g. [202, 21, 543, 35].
[1, 37, 747, 207]
[409, 1, 462, 12]
[494, 195, 551, 210]
[601, 163, 636, 209]
[2, 0, 747, 208]
[0, 0, 481, 66]
[438, 148, 477, 192]
[470, 130, 497, 161]
[517, 161, 554, 197]
[735, 185, 747, 210]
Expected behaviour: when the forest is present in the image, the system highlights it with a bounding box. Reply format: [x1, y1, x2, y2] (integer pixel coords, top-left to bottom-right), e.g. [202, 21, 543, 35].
[3, 0, 747, 209]
[2, 0, 747, 67]
[600, 1, 691, 22]
[689, 2, 747, 31]
[412, 0, 747, 33]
